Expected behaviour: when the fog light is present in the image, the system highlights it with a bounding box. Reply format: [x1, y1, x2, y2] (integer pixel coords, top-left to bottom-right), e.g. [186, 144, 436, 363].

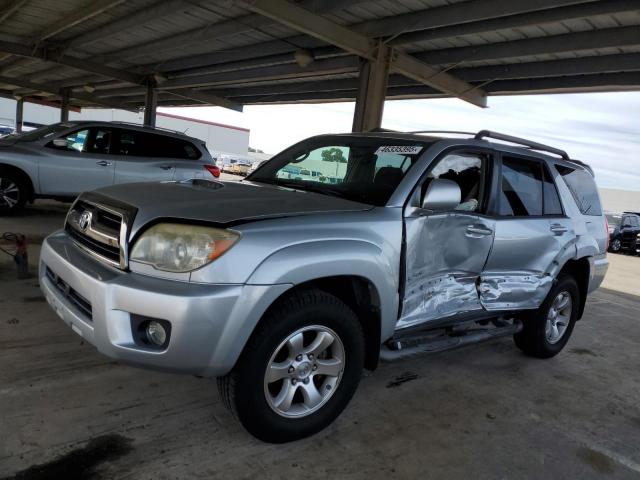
[146, 320, 167, 346]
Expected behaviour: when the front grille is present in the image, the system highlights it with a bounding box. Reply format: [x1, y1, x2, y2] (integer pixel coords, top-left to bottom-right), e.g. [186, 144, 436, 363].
[45, 266, 92, 320]
[65, 196, 132, 269]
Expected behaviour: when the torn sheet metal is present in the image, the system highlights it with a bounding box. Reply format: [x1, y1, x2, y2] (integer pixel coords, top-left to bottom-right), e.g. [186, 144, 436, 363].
[398, 272, 482, 329]
[479, 273, 553, 311]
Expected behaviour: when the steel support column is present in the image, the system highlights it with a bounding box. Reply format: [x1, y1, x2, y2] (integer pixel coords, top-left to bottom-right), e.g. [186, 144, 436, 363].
[143, 82, 157, 127]
[352, 42, 391, 132]
[60, 89, 70, 122]
[15, 97, 23, 133]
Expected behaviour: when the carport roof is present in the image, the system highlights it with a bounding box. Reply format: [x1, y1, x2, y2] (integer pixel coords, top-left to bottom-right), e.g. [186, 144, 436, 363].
[0, 0, 638, 111]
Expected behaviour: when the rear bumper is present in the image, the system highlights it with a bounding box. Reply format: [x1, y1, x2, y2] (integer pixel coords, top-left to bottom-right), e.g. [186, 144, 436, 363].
[40, 231, 290, 377]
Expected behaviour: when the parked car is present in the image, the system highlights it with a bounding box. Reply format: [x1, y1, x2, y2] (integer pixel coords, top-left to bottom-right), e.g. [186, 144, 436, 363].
[248, 159, 268, 175]
[0, 125, 14, 137]
[0, 121, 219, 214]
[608, 212, 640, 254]
[40, 130, 608, 443]
[229, 162, 251, 176]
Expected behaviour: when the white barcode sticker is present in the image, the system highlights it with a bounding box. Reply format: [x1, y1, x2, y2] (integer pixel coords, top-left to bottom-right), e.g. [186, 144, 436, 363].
[375, 145, 423, 155]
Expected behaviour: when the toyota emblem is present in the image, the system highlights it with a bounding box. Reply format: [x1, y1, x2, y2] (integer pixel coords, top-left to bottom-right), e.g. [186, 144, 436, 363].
[78, 210, 92, 231]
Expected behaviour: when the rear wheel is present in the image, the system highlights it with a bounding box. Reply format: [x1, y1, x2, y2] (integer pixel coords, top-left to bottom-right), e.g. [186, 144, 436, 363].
[218, 288, 365, 443]
[0, 169, 27, 214]
[514, 275, 579, 358]
[609, 238, 621, 253]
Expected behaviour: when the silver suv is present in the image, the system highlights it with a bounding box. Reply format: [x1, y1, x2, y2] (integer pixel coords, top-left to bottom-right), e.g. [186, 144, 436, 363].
[40, 130, 608, 443]
[0, 121, 218, 213]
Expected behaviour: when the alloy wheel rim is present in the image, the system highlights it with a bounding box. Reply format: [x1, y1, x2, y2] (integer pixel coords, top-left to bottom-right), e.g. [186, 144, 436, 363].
[545, 291, 572, 344]
[0, 177, 19, 209]
[612, 239, 621, 251]
[264, 325, 345, 418]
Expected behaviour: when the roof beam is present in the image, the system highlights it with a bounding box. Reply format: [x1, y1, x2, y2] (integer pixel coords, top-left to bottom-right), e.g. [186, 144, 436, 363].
[0, 0, 28, 24]
[0, 0, 125, 76]
[155, 56, 359, 90]
[64, 0, 198, 49]
[241, 0, 486, 107]
[389, 0, 640, 46]
[0, 75, 133, 109]
[0, 40, 241, 111]
[415, 25, 640, 65]
[224, 72, 640, 104]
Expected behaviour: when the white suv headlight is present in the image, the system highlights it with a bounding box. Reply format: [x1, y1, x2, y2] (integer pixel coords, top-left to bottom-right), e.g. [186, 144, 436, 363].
[130, 223, 239, 273]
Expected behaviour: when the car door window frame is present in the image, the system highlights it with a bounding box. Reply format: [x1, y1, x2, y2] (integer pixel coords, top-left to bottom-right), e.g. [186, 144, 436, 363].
[491, 152, 566, 220]
[404, 146, 497, 218]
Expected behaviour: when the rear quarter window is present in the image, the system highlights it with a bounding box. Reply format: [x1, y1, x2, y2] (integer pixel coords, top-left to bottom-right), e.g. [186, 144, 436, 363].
[555, 165, 602, 216]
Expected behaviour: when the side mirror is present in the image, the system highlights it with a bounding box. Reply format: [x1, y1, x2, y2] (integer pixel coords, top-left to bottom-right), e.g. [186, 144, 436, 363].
[52, 138, 68, 148]
[422, 178, 461, 212]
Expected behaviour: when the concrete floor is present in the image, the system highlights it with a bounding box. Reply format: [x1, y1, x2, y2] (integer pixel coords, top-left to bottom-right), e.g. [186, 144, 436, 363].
[1, 201, 640, 479]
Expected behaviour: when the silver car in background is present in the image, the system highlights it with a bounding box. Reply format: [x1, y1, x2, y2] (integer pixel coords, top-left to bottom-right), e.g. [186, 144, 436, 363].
[0, 121, 219, 213]
[40, 130, 608, 443]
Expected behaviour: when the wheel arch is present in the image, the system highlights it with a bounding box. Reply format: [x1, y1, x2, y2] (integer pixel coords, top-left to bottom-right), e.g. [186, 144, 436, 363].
[0, 163, 35, 202]
[557, 257, 590, 319]
[269, 276, 383, 371]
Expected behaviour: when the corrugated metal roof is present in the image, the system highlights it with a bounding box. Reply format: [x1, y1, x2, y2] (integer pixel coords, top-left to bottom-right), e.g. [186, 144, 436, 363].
[0, 0, 637, 109]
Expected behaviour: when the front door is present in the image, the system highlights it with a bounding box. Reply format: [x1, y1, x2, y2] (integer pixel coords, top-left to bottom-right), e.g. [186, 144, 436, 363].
[399, 150, 495, 329]
[480, 154, 572, 310]
[38, 127, 116, 195]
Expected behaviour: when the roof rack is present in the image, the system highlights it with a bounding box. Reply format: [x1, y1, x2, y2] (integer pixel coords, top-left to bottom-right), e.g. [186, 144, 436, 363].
[109, 121, 184, 136]
[474, 130, 569, 161]
[408, 130, 476, 136]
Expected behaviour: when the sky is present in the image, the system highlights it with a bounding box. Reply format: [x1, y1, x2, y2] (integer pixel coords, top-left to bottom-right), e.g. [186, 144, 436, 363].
[164, 91, 640, 191]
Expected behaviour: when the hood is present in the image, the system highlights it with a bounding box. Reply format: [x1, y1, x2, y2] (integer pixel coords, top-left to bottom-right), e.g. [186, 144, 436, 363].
[93, 179, 372, 227]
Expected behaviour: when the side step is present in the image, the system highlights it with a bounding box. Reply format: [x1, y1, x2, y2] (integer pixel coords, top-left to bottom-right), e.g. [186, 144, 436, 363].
[380, 319, 522, 362]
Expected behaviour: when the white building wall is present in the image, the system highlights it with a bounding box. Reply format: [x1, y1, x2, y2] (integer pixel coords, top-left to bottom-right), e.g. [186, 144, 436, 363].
[0, 98, 250, 156]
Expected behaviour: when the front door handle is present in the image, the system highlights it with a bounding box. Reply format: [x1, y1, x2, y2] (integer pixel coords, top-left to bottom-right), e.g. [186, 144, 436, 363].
[159, 165, 174, 170]
[550, 223, 568, 235]
[466, 225, 493, 237]
[96, 160, 112, 167]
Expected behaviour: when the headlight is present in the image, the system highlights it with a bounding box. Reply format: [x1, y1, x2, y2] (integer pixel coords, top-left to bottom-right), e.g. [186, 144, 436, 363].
[130, 223, 239, 272]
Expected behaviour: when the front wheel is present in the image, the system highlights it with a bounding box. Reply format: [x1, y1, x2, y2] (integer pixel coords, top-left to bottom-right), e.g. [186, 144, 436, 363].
[0, 170, 27, 214]
[514, 275, 579, 358]
[218, 288, 365, 443]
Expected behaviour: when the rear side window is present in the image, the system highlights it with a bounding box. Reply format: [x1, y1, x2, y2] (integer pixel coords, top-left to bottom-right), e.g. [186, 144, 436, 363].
[555, 165, 602, 216]
[542, 165, 563, 215]
[499, 157, 543, 216]
[114, 129, 201, 160]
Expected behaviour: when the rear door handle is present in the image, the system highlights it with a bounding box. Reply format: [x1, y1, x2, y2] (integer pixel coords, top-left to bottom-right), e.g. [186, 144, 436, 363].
[466, 225, 493, 237]
[550, 224, 568, 235]
[96, 160, 112, 166]
[159, 165, 174, 170]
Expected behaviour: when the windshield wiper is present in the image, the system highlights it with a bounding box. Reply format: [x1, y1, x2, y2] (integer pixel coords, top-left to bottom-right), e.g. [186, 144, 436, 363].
[273, 180, 350, 199]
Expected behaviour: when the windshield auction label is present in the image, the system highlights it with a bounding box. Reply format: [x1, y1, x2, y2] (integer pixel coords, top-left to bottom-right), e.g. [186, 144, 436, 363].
[375, 145, 423, 155]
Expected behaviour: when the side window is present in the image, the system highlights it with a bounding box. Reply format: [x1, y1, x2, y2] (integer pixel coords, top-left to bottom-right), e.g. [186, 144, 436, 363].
[423, 152, 485, 213]
[85, 129, 112, 155]
[499, 157, 542, 216]
[555, 165, 602, 216]
[115, 130, 140, 156]
[113, 130, 201, 159]
[48, 128, 90, 152]
[630, 216, 639, 228]
[542, 165, 563, 215]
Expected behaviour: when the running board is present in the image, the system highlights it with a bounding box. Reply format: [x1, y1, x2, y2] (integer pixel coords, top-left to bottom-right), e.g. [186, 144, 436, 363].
[380, 320, 523, 362]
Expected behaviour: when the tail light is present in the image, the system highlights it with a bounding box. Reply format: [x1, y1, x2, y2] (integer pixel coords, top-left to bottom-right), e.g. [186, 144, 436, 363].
[204, 164, 220, 178]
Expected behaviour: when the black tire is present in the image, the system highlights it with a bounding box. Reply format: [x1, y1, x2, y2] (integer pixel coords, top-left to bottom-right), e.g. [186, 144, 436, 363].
[513, 274, 579, 359]
[218, 288, 365, 443]
[608, 237, 621, 253]
[0, 168, 28, 214]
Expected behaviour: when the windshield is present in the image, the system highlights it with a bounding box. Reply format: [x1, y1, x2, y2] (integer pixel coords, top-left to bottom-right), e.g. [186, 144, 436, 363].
[247, 135, 431, 206]
[6, 123, 77, 142]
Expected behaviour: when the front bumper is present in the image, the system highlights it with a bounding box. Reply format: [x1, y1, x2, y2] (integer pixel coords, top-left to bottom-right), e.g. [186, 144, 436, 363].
[40, 231, 290, 377]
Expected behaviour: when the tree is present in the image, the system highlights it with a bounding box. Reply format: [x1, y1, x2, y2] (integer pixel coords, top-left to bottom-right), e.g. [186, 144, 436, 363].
[321, 148, 346, 163]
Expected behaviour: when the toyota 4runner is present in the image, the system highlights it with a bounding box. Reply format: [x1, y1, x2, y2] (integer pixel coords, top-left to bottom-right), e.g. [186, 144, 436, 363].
[40, 130, 608, 443]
